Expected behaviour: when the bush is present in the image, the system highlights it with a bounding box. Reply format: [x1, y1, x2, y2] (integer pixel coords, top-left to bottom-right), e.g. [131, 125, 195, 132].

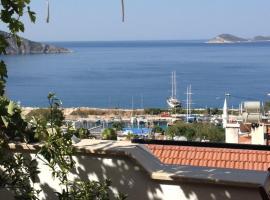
[26, 108, 64, 127]
[126, 132, 139, 140]
[70, 108, 144, 117]
[165, 121, 225, 142]
[193, 123, 225, 142]
[144, 108, 163, 115]
[171, 108, 185, 114]
[73, 128, 90, 139]
[152, 126, 164, 134]
[102, 128, 117, 140]
[112, 121, 124, 131]
[70, 109, 107, 117]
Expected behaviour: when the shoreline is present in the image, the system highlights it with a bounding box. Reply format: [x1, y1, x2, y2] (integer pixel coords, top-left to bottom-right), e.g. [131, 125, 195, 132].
[21, 106, 233, 122]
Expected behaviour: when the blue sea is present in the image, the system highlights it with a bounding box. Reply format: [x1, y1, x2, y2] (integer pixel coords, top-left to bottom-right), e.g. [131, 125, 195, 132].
[3, 40, 270, 108]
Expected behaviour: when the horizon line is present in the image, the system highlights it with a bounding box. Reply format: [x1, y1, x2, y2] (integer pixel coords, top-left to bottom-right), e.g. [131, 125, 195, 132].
[41, 39, 208, 43]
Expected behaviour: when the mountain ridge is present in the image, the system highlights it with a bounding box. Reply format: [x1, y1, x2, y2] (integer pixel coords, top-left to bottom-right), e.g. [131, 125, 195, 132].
[207, 34, 270, 43]
[0, 31, 71, 55]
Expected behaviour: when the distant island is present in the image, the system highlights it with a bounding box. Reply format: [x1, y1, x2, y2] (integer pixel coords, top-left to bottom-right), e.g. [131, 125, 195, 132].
[207, 34, 270, 44]
[0, 31, 70, 55]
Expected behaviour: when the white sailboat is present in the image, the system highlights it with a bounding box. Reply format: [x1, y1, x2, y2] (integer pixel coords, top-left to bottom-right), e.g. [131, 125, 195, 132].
[167, 71, 181, 108]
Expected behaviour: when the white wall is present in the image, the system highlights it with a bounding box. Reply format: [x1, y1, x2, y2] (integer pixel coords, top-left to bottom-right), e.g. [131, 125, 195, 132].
[251, 125, 266, 145]
[0, 153, 264, 200]
[225, 124, 240, 143]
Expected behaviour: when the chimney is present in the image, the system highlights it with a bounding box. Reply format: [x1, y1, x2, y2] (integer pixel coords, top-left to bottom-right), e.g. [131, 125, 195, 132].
[225, 123, 240, 143]
[251, 123, 266, 145]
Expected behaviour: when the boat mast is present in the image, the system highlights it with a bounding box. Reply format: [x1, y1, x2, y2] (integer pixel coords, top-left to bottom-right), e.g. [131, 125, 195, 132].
[171, 72, 174, 98]
[174, 71, 177, 99]
[186, 85, 192, 122]
[131, 96, 134, 117]
[186, 86, 189, 122]
[140, 94, 144, 109]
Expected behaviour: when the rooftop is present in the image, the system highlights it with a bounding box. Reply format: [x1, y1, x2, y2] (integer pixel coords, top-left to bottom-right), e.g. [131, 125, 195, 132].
[146, 144, 270, 171]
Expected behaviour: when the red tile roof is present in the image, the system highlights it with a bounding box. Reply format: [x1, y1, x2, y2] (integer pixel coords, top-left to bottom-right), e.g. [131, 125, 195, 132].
[146, 144, 270, 171]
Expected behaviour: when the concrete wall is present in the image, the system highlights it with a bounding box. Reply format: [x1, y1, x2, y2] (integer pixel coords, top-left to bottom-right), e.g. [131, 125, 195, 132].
[0, 141, 267, 200]
[251, 124, 266, 145]
[0, 154, 264, 200]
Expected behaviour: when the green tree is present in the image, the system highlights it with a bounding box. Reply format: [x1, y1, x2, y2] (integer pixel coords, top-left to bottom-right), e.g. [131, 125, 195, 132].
[0, 1, 40, 199]
[0, 2, 126, 199]
[37, 94, 126, 199]
[152, 126, 164, 134]
[264, 101, 270, 113]
[211, 108, 221, 115]
[102, 128, 117, 140]
[73, 127, 91, 139]
[26, 108, 64, 127]
[165, 125, 179, 139]
[194, 123, 225, 142]
[144, 108, 163, 115]
[112, 121, 124, 131]
[165, 121, 225, 142]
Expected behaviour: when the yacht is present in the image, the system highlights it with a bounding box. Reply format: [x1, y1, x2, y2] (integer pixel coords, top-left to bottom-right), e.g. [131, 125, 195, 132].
[167, 71, 181, 108]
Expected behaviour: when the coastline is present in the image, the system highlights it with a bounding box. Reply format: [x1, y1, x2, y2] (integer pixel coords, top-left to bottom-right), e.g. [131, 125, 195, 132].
[21, 106, 225, 121]
[22, 107, 145, 121]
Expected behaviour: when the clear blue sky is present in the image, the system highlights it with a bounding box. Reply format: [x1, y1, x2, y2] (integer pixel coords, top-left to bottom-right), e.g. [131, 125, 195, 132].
[3, 0, 270, 41]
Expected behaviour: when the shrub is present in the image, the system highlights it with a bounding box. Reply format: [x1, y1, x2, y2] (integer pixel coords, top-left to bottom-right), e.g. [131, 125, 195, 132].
[73, 128, 90, 139]
[26, 108, 64, 127]
[102, 128, 117, 140]
[165, 121, 225, 142]
[70, 109, 107, 117]
[126, 132, 139, 140]
[112, 121, 124, 131]
[144, 108, 163, 115]
[152, 126, 164, 134]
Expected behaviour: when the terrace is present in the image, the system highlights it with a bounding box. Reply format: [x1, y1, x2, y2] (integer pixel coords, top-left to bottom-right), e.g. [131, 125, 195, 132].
[2, 139, 270, 200]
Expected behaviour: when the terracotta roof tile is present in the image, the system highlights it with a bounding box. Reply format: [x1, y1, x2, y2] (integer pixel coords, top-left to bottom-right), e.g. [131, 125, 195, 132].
[146, 144, 270, 171]
[171, 150, 179, 158]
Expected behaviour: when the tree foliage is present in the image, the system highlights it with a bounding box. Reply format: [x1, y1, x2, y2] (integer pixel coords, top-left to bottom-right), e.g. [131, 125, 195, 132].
[0, 1, 126, 199]
[72, 127, 91, 139]
[165, 122, 225, 142]
[112, 121, 124, 131]
[102, 128, 117, 140]
[152, 126, 164, 134]
[0, 1, 40, 199]
[264, 101, 270, 113]
[26, 108, 64, 127]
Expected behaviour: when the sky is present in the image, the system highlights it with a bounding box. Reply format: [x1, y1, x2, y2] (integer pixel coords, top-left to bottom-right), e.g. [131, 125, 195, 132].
[2, 0, 270, 41]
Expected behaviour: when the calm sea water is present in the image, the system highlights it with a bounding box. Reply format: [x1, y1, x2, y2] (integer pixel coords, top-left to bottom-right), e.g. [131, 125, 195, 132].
[3, 40, 270, 108]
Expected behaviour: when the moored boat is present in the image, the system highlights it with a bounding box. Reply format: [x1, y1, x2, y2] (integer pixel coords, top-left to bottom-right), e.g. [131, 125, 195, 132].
[167, 71, 181, 108]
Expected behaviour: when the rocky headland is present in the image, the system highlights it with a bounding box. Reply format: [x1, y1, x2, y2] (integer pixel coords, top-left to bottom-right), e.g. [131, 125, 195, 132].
[0, 31, 70, 55]
[207, 34, 270, 44]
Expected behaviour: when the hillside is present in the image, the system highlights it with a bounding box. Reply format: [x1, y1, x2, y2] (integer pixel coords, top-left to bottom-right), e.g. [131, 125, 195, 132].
[207, 34, 270, 44]
[253, 35, 270, 41]
[0, 31, 70, 55]
[207, 34, 248, 44]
